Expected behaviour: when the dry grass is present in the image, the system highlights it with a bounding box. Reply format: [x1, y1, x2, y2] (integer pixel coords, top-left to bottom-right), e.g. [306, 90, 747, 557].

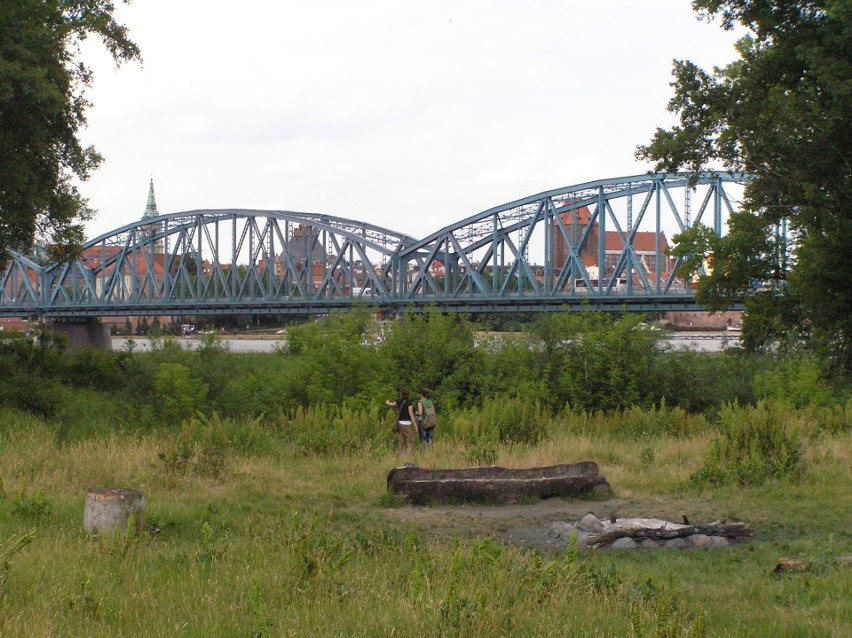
[0, 414, 849, 637]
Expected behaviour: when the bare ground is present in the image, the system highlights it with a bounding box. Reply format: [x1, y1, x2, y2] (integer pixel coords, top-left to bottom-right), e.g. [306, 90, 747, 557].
[377, 491, 730, 552]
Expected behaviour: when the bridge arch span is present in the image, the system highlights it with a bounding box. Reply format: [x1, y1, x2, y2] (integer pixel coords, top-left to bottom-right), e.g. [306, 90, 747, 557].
[1, 172, 748, 318]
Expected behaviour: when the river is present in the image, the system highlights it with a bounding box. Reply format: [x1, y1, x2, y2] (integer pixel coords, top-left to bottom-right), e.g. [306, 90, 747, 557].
[111, 332, 741, 354]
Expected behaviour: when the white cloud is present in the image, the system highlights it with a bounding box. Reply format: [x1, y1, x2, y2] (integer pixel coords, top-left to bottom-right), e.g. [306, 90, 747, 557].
[78, 0, 744, 240]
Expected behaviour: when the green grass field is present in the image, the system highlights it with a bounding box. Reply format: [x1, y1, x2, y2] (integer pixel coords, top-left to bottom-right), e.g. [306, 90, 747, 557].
[0, 410, 849, 637]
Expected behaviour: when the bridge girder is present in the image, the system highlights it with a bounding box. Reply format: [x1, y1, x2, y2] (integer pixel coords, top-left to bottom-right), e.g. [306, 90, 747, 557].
[0, 173, 749, 318]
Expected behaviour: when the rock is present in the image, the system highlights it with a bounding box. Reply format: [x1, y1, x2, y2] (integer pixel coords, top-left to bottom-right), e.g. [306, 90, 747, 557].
[549, 521, 574, 538]
[773, 558, 808, 574]
[639, 539, 660, 549]
[709, 536, 730, 548]
[689, 534, 713, 548]
[836, 556, 852, 567]
[578, 513, 604, 533]
[666, 537, 689, 549]
[611, 537, 638, 550]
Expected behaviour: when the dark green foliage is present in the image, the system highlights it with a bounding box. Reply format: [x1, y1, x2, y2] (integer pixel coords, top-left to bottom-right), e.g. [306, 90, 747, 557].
[284, 404, 390, 456]
[60, 347, 131, 391]
[381, 310, 485, 409]
[135, 317, 149, 336]
[157, 414, 230, 479]
[526, 312, 662, 411]
[753, 354, 834, 408]
[1, 312, 848, 451]
[285, 310, 384, 405]
[691, 402, 806, 486]
[153, 363, 209, 426]
[650, 349, 759, 414]
[0, 0, 139, 261]
[637, 0, 852, 371]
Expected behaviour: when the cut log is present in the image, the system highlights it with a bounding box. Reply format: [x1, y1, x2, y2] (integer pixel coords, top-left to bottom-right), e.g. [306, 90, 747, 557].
[586, 519, 753, 549]
[387, 462, 612, 505]
[83, 487, 145, 535]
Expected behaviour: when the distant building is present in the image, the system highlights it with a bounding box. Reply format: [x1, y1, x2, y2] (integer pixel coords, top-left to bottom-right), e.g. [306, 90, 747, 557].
[140, 178, 163, 255]
[552, 204, 675, 288]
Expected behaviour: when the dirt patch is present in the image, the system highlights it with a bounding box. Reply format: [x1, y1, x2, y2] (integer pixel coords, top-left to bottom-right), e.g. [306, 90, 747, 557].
[380, 496, 622, 551]
[380, 494, 726, 552]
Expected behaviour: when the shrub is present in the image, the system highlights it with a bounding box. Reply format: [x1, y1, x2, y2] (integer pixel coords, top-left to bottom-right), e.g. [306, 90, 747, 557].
[691, 402, 806, 487]
[557, 402, 708, 439]
[753, 354, 834, 408]
[651, 348, 759, 415]
[157, 414, 229, 479]
[453, 394, 550, 445]
[282, 404, 390, 456]
[526, 313, 662, 412]
[154, 363, 209, 425]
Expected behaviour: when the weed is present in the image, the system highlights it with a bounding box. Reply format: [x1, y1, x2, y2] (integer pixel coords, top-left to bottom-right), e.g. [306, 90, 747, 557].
[250, 578, 272, 638]
[64, 575, 99, 618]
[11, 488, 51, 521]
[628, 580, 707, 638]
[197, 521, 226, 563]
[465, 441, 498, 466]
[692, 401, 806, 487]
[0, 529, 35, 599]
[157, 414, 228, 479]
[102, 515, 142, 559]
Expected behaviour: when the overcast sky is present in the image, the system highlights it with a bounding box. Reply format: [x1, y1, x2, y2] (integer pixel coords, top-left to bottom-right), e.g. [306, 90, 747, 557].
[78, 0, 743, 242]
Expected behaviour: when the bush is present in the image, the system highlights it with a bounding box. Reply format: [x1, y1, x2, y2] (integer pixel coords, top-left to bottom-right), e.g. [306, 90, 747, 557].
[691, 402, 806, 487]
[557, 402, 708, 439]
[453, 394, 550, 445]
[753, 354, 834, 408]
[154, 363, 209, 425]
[651, 349, 759, 415]
[282, 404, 390, 456]
[157, 414, 229, 479]
[526, 313, 662, 412]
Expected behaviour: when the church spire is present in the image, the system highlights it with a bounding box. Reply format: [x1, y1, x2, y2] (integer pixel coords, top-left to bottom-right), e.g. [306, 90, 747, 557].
[142, 178, 159, 221]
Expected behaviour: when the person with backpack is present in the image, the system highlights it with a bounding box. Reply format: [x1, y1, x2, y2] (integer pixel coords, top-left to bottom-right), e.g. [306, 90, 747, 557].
[386, 386, 416, 452]
[416, 389, 437, 446]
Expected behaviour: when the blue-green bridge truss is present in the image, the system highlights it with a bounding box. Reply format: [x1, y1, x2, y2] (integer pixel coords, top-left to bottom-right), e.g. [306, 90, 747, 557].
[0, 172, 747, 319]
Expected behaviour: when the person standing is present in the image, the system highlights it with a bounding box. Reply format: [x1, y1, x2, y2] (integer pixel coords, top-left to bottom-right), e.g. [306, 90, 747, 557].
[416, 389, 437, 447]
[386, 386, 416, 452]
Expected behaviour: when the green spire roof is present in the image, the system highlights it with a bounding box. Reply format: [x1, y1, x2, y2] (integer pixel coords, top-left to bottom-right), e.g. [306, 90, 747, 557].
[142, 178, 159, 220]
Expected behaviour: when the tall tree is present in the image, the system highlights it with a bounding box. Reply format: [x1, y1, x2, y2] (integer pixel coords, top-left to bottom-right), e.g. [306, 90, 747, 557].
[637, 1, 851, 371]
[0, 0, 140, 263]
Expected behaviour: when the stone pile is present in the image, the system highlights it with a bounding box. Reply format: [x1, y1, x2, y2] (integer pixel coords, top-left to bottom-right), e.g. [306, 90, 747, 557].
[548, 513, 750, 550]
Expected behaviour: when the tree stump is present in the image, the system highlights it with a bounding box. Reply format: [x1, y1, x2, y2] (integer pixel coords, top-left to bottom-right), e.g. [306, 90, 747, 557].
[83, 487, 145, 535]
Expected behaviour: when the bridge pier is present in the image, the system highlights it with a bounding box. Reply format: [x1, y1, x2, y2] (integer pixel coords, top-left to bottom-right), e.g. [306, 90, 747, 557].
[48, 318, 112, 350]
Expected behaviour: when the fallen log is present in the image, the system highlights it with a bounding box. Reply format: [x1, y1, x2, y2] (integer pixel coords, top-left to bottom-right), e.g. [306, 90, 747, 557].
[387, 462, 612, 505]
[587, 519, 753, 549]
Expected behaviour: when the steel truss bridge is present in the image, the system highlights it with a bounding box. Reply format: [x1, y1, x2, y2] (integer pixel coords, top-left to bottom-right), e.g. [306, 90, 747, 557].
[0, 172, 746, 319]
